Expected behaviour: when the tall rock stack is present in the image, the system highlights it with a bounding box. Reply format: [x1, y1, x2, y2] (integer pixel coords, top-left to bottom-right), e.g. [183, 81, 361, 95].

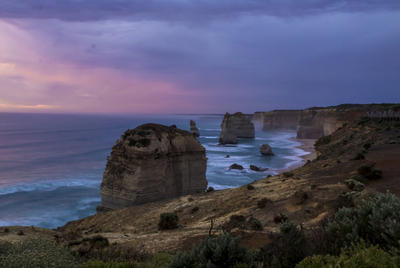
[190, 120, 200, 137]
[219, 112, 255, 144]
[99, 124, 208, 210]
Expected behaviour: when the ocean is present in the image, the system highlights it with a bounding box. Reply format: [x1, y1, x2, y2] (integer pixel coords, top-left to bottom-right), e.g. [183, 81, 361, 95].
[0, 113, 309, 229]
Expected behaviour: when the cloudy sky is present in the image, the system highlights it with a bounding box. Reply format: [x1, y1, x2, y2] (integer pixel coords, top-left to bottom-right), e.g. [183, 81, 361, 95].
[0, 0, 399, 114]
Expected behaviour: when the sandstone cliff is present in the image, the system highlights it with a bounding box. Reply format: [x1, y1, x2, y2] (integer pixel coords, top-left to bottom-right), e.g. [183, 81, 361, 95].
[99, 124, 207, 210]
[261, 110, 301, 131]
[296, 108, 364, 139]
[219, 112, 255, 144]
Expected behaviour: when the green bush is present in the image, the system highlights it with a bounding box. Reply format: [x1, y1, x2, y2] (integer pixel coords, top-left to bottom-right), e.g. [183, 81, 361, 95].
[344, 178, 365, 192]
[262, 221, 306, 268]
[190, 207, 199, 214]
[246, 184, 255, 190]
[81, 253, 172, 268]
[283, 172, 294, 178]
[357, 164, 382, 179]
[158, 212, 179, 230]
[363, 143, 372, 150]
[352, 152, 365, 160]
[247, 217, 263, 231]
[257, 198, 271, 209]
[135, 253, 172, 268]
[0, 238, 78, 268]
[80, 260, 134, 268]
[327, 192, 400, 253]
[206, 186, 215, 192]
[317, 135, 332, 145]
[296, 243, 400, 268]
[169, 233, 249, 268]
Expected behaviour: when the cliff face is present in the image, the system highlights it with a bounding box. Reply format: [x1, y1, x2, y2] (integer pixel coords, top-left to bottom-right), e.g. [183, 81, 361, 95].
[261, 110, 301, 131]
[219, 112, 255, 144]
[296, 109, 365, 139]
[99, 124, 207, 210]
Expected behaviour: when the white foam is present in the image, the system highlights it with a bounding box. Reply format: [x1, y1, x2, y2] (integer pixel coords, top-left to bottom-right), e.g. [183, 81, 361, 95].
[0, 179, 100, 196]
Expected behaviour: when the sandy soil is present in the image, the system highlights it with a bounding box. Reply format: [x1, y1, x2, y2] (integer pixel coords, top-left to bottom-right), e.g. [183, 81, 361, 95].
[295, 138, 317, 161]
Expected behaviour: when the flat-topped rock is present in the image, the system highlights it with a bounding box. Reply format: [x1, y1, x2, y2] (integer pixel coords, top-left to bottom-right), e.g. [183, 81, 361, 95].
[99, 123, 207, 210]
[219, 112, 255, 144]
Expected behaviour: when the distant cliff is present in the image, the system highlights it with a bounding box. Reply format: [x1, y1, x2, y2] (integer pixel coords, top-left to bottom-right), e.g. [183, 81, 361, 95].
[255, 104, 400, 139]
[296, 109, 362, 139]
[260, 110, 301, 131]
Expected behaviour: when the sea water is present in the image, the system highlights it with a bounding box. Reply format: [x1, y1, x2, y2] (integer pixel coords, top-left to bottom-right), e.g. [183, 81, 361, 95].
[0, 113, 309, 228]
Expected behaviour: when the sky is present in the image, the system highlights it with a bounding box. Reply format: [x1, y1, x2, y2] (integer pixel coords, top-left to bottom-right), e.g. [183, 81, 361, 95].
[0, 0, 399, 114]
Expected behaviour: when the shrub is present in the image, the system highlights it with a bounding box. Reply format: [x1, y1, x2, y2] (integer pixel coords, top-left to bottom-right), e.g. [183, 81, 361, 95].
[317, 135, 332, 145]
[158, 212, 179, 230]
[327, 192, 400, 253]
[263, 221, 306, 268]
[273, 213, 288, 224]
[363, 143, 372, 150]
[190, 207, 199, 214]
[206, 186, 214, 192]
[283, 172, 294, 178]
[247, 184, 255, 190]
[335, 191, 361, 209]
[0, 238, 78, 268]
[357, 164, 382, 179]
[247, 217, 263, 231]
[296, 243, 400, 268]
[135, 253, 172, 268]
[81, 260, 135, 268]
[293, 190, 308, 205]
[344, 179, 365, 192]
[352, 152, 365, 160]
[257, 198, 271, 209]
[170, 233, 249, 268]
[224, 215, 246, 231]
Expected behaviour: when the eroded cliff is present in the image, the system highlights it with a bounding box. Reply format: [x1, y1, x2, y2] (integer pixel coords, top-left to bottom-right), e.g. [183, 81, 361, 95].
[219, 112, 255, 144]
[99, 124, 207, 210]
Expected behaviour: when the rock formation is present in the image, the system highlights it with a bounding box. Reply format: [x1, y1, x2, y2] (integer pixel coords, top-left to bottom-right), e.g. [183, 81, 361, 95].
[99, 123, 207, 210]
[229, 163, 244, 170]
[250, 165, 269, 172]
[190, 120, 200, 137]
[296, 108, 365, 139]
[260, 144, 274, 156]
[262, 110, 301, 131]
[219, 112, 255, 144]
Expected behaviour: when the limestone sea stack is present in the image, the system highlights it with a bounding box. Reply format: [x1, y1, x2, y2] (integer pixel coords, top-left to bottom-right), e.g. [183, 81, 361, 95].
[219, 112, 255, 144]
[99, 124, 207, 210]
[260, 144, 274, 156]
[190, 120, 200, 137]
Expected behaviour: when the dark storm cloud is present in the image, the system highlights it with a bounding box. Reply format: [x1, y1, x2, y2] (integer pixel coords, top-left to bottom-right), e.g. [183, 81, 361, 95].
[0, 0, 399, 21]
[1, 1, 399, 113]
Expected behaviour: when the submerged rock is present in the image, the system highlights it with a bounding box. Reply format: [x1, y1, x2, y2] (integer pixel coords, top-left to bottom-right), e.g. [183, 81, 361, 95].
[219, 112, 255, 144]
[190, 120, 200, 137]
[260, 144, 274, 156]
[99, 123, 207, 210]
[250, 165, 269, 172]
[229, 163, 244, 170]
